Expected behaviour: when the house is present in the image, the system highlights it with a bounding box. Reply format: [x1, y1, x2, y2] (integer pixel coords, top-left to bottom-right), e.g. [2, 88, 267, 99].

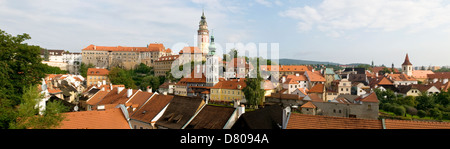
[260, 65, 312, 81]
[129, 94, 173, 129]
[158, 82, 177, 95]
[86, 68, 109, 86]
[300, 101, 317, 115]
[224, 58, 252, 79]
[397, 84, 441, 96]
[184, 105, 242, 129]
[280, 74, 309, 94]
[306, 92, 379, 120]
[337, 79, 351, 95]
[324, 68, 340, 88]
[154, 55, 180, 77]
[304, 70, 326, 89]
[387, 73, 417, 87]
[56, 107, 131, 129]
[155, 96, 206, 129]
[292, 88, 308, 97]
[231, 105, 283, 129]
[428, 72, 450, 85]
[210, 78, 246, 103]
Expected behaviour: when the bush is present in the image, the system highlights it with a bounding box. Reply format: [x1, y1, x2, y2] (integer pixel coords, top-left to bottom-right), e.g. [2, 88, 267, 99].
[382, 103, 392, 111]
[417, 110, 427, 118]
[429, 108, 443, 120]
[404, 105, 418, 116]
[393, 106, 406, 116]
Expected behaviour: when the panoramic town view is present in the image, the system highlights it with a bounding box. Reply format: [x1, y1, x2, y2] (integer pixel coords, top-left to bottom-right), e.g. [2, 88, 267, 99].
[2, 0, 450, 136]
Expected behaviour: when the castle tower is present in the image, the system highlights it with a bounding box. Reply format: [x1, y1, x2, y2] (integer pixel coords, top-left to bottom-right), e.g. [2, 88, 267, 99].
[198, 10, 210, 56]
[402, 53, 413, 77]
[206, 35, 219, 87]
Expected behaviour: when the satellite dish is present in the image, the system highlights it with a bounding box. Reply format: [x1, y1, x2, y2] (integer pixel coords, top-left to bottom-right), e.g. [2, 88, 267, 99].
[74, 105, 79, 112]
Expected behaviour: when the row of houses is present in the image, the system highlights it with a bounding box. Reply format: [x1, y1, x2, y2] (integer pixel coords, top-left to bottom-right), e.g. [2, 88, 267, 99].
[58, 84, 246, 129]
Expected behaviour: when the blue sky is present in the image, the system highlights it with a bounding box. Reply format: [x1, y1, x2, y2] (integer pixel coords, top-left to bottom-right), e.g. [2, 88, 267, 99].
[1, 0, 450, 67]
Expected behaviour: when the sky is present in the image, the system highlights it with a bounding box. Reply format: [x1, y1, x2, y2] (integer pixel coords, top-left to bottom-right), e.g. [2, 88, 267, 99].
[1, 0, 450, 67]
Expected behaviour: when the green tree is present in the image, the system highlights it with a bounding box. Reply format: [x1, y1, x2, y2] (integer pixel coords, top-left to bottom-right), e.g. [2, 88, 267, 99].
[140, 75, 160, 91]
[9, 85, 68, 129]
[0, 29, 69, 129]
[243, 59, 264, 109]
[416, 92, 435, 111]
[108, 67, 136, 89]
[79, 62, 95, 78]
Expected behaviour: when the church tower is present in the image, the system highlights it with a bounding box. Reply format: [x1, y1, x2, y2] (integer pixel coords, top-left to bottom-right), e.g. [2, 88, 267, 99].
[206, 35, 219, 87]
[402, 53, 413, 77]
[198, 10, 210, 56]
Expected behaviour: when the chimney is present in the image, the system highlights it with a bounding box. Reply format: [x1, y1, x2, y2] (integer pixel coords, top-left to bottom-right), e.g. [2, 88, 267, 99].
[238, 104, 245, 118]
[103, 80, 106, 86]
[117, 86, 125, 94]
[110, 83, 113, 91]
[127, 89, 133, 98]
[296, 73, 299, 77]
[282, 76, 286, 83]
[282, 106, 291, 129]
[376, 73, 379, 77]
[444, 79, 449, 84]
[147, 86, 152, 93]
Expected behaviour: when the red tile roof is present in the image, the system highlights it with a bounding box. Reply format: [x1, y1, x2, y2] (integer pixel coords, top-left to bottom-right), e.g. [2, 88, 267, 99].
[402, 53, 412, 65]
[428, 72, 450, 79]
[388, 73, 417, 81]
[130, 94, 173, 123]
[178, 46, 203, 54]
[155, 55, 179, 62]
[287, 113, 383, 129]
[355, 92, 379, 103]
[309, 83, 324, 93]
[82, 43, 168, 52]
[260, 65, 312, 72]
[301, 101, 316, 109]
[305, 71, 326, 82]
[211, 78, 246, 90]
[87, 68, 109, 76]
[57, 108, 130, 129]
[384, 119, 450, 129]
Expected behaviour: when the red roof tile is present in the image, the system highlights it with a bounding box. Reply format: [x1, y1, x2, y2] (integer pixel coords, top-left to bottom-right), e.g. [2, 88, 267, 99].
[384, 119, 450, 129]
[87, 68, 109, 76]
[57, 108, 130, 129]
[287, 113, 383, 129]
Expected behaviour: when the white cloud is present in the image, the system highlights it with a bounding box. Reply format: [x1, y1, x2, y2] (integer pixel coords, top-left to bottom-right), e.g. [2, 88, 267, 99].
[279, 0, 450, 37]
[254, 0, 283, 7]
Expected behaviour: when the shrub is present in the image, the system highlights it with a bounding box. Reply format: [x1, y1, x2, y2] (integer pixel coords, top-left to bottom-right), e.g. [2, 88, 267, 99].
[417, 110, 427, 118]
[393, 106, 406, 116]
[404, 105, 418, 116]
[382, 103, 392, 111]
[429, 108, 443, 120]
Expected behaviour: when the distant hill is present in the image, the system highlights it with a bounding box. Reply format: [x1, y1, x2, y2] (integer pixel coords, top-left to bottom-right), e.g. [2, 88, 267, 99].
[275, 58, 340, 65]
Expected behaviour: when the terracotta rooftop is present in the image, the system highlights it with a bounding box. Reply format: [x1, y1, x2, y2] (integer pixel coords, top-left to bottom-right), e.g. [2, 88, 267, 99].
[211, 78, 246, 90]
[186, 105, 236, 129]
[86, 90, 109, 105]
[286, 113, 383, 129]
[87, 68, 109, 76]
[308, 83, 324, 93]
[428, 72, 450, 79]
[305, 71, 326, 82]
[57, 108, 130, 129]
[261, 65, 311, 72]
[130, 94, 173, 123]
[384, 119, 450, 129]
[155, 55, 179, 62]
[178, 46, 203, 54]
[155, 96, 205, 129]
[82, 43, 168, 52]
[388, 73, 417, 81]
[355, 92, 379, 103]
[301, 101, 316, 109]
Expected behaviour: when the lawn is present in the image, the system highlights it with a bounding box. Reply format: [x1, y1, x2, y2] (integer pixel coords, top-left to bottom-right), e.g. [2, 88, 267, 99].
[379, 110, 450, 122]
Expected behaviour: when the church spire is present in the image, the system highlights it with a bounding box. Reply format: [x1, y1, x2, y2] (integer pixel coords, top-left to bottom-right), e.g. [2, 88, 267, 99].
[402, 53, 412, 66]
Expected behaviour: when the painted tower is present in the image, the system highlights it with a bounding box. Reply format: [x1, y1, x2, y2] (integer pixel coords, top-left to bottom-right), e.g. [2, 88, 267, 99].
[402, 53, 413, 77]
[198, 10, 210, 56]
[206, 35, 219, 87]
